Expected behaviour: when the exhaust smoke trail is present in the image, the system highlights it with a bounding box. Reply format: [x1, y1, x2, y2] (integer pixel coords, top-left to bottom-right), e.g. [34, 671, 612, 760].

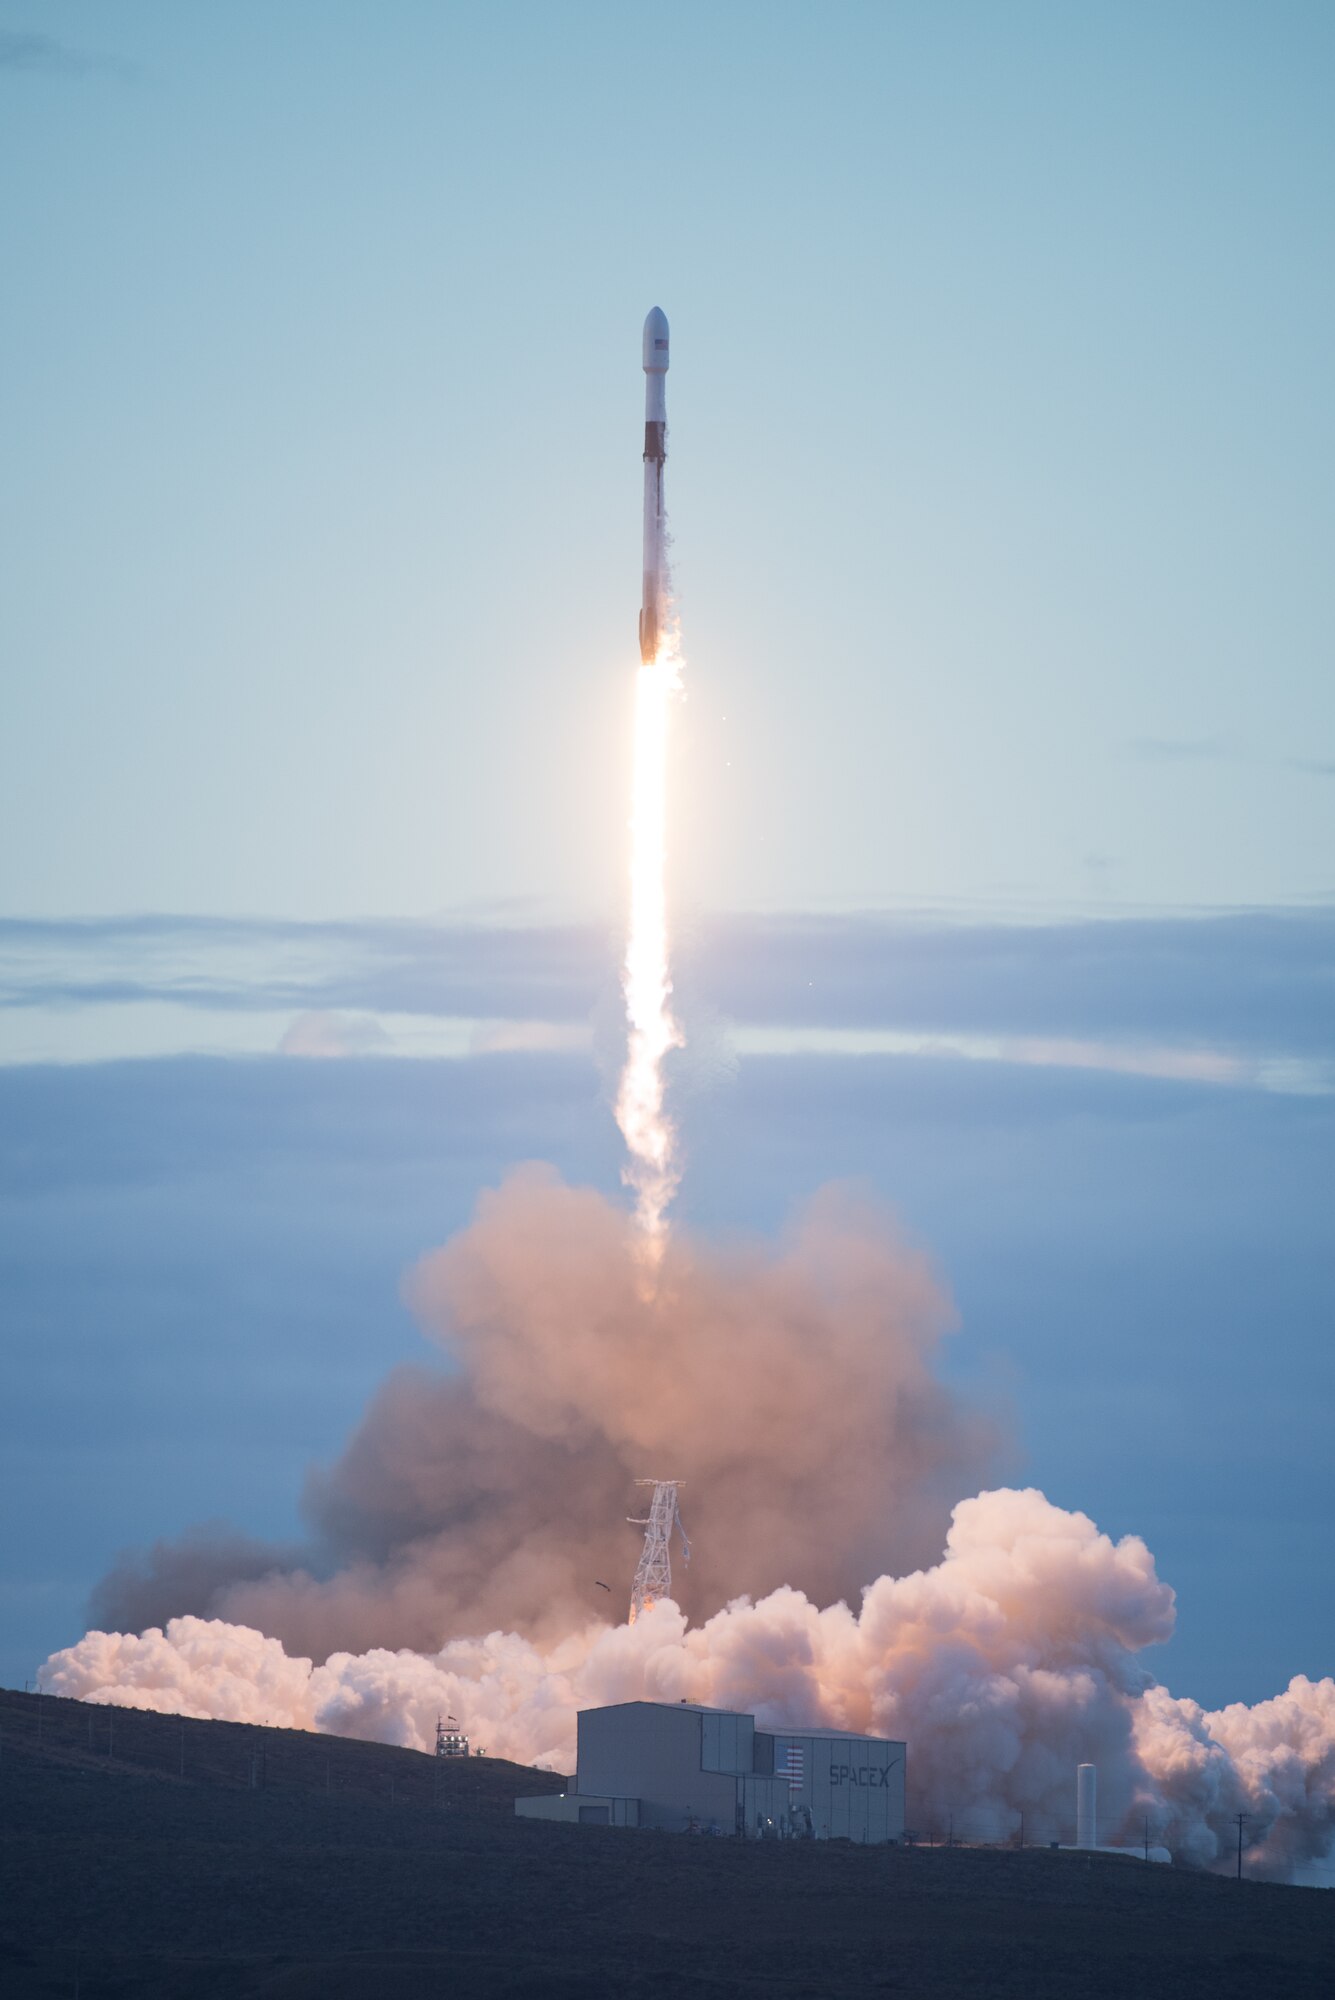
[615, 642, 684, 1248]
[615, 307, 682, 1253]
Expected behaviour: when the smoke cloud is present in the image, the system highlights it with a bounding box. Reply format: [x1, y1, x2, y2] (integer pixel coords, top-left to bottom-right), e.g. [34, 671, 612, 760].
[90, 1165, 994, 1659]
[44, 1487, 1335, 1877]
[89, 1525, 307, 1637]
[46, 1166, 1335, 1879]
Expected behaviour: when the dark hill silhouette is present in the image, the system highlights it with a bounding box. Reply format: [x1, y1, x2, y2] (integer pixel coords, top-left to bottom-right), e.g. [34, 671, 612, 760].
[1, 1686, 1331, 1998]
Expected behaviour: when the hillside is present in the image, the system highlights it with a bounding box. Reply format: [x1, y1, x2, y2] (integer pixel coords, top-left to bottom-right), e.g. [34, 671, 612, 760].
[1, 1686, 1330, 1998]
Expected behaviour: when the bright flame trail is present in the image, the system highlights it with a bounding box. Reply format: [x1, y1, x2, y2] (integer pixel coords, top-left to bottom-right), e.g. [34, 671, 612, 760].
[616, 307, 682, 1253]
[616, 639, 683, 1250]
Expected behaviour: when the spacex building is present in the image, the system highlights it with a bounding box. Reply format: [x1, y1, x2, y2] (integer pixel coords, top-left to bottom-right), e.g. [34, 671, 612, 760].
[516, 1701, 906, 1843]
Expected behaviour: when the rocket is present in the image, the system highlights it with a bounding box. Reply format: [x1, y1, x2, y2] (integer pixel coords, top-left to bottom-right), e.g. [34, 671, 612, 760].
[639, 307, 670, 664]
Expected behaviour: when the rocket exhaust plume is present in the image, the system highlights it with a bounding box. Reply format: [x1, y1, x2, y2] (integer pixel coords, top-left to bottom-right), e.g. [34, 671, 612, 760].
[615, 308, 683, 1252]
[49, 1466, 1335, 1883]
[80, 1171, 992, 1662]
[43, 1164, 1335, 1882]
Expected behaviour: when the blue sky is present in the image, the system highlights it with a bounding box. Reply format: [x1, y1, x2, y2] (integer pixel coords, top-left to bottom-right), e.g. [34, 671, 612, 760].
[1, 5, 1332, 1711]
[2, 0, 1332, 920]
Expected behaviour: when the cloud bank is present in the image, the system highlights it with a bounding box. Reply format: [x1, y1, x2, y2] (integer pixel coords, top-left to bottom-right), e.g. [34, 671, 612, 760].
[4, 905, 1334, 1060]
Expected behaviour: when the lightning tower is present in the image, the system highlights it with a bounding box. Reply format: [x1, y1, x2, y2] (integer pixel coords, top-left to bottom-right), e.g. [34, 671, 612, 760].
[627, 1479, 690, 1623]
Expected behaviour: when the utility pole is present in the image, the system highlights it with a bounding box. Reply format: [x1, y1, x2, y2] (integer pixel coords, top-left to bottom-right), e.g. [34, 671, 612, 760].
[179, 1717, 185, 1779]
[1234, 1812, 1249, 1881]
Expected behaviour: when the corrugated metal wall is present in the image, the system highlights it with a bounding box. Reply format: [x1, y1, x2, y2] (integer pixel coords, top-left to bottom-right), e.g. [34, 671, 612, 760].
[768, 1732, 906, 1844]
[700, 1708, 754, 1774]
[577, 1704, 739, 1831]
[565, 1704, 906, 1844]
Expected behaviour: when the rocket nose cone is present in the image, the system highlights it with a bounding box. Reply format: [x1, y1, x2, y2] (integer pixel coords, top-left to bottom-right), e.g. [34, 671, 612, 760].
[643, 306, 669, 372]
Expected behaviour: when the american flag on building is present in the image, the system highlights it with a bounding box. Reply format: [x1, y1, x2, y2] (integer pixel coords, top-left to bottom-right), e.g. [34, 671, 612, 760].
[780, 1743, 804, 1790]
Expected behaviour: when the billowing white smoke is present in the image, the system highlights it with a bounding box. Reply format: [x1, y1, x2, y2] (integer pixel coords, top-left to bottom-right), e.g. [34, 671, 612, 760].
[43, 1487, 1335, 1878]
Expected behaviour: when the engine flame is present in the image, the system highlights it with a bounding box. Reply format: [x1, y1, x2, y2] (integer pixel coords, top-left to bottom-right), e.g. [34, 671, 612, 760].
[615, 638, 684, 1254]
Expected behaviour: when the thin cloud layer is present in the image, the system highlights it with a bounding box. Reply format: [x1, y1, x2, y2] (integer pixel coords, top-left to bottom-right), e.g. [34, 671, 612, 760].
[2, 906, 1334, 1063]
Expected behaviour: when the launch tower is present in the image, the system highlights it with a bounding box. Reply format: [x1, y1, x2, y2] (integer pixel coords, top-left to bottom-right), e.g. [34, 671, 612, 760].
[627, 1479, 689, 1623]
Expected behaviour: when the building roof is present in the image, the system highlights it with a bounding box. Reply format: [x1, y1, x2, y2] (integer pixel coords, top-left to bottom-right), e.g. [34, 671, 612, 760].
[766, 1726, 903, 1744]
[580, 1699, 747, 1718]
[578, 1700, 901, 1745]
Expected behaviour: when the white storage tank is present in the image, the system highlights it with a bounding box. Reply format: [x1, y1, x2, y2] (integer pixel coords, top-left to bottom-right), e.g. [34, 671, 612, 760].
[1076, 1763, 1097, 1849]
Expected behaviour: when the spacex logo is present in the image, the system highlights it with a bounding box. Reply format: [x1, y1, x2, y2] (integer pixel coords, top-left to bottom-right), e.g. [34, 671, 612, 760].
[829, 1758, 902, 1788]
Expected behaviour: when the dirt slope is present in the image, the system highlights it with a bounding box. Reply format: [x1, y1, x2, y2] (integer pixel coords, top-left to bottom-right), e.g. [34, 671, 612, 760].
[1, 1688, 1331, 1998]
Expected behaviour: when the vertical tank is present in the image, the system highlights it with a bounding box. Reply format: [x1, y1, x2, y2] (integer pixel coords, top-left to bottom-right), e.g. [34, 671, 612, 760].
[1076, 1762, 1097, 1848]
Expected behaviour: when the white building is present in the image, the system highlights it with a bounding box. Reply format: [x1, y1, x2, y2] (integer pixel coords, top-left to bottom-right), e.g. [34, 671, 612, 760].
[516, 1700, 906, 1843]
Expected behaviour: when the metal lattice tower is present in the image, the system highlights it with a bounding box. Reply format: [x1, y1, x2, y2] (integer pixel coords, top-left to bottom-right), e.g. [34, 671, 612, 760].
[627, 1479, 690, 1624]
[435, 1713, 469, 1758]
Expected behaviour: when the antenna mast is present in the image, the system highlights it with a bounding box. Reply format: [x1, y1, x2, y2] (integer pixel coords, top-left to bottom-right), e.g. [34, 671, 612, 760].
[627, 1479, 690, 1624]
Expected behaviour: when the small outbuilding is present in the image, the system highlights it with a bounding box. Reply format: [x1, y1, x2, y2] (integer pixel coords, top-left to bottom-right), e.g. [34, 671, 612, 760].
[516, 1699, 906, 1842]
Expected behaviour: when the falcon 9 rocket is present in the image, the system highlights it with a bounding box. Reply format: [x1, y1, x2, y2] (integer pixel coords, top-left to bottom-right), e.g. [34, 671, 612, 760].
[639, 307, 670, 664]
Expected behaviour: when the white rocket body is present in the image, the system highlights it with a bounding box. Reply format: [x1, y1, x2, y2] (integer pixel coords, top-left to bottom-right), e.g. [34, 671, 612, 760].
[639, 307, 670, 664]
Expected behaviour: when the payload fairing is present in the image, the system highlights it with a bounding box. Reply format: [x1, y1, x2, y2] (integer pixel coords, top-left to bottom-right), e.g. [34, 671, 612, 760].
[639, 307, 670, 664]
